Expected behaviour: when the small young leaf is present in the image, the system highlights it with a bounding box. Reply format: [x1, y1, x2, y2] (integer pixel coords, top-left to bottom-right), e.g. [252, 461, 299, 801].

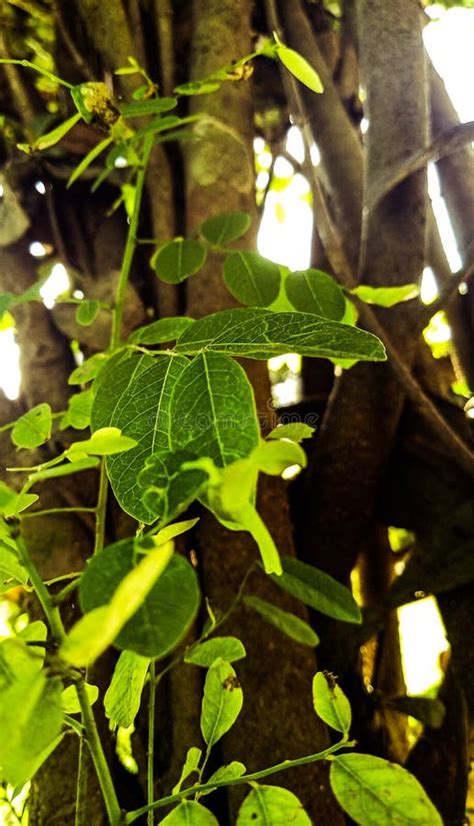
[0, 547, 28, 595]
[285, 269, 345, 320]
[223, 252, 280, 307]
[17, 113, 82, 154]
[267, 423, 315, 443]
[237, 784, 312, 825]
[312, 671, 352, 734]
[244, 596, 319, 647]
[61, 389, 93, 431]
[174, 80, 221, 95]
[61, 682, 99, 714]
[276, 44, 323, 94]
[152, 239, 207, 284]
[66, 427, 138, 458]
[159, 801, 219, 825]
[174, 308, 386, 362]
[385, 695, 445, 729]
[75, 299, 101, 326]
[68, 352, 110, 385]
[200, 211, 251, 245]
[172, 747, 202, 794]
[0, 481, 38, 517]
[351, 283, 419, 307]
[272, 557, 362, 623]
[152, 517, 200, 546]
[104, 650, 150, 729]
[11, 403, 52, 449]
[120, 97, 177, 117]
[67, 136, 113, 188]
[184, 637, 246, 667]
[330, 753, 443, 826]
[204, 761, 246, 792]
[252, 439, 306, 475]
[62, 541, 175, 665]
[129, 316, 195, 344]
[77, 538, 200, 660]
[200, 658, 243, 746]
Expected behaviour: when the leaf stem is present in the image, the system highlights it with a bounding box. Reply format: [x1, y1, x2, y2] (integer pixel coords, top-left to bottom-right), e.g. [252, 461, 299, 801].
[111, 134, 154, 349]
[126, 739, 354, 823]
[147, 662, 156, 826]
[21, 507, 97, 519]
[0, 58, 74, 89]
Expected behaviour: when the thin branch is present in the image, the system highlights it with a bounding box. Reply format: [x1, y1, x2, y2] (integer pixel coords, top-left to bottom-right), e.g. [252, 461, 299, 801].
[419, 257, 474, 326]
[51, 0, 94, 80]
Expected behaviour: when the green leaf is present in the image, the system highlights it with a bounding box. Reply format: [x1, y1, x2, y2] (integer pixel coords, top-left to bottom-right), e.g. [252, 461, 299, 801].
[200, 211, 251, 245]
[223, 252, 281, 307]
[271, 557, 362, 623]
[61, 389, 93, 430]
[17, 112, 82, 153]
[172, 747, 202, 794]
[175, 308, 386, 362]
[267, 423, 315, 443]
[159, 801, 219, 825]
[237, 784, 312, 825]
[276, 44, 323, 94]
[67, 136, 113, 188]
[0, 481, 38, 517]
[244, 596, 319, 647]
[330, 753, 443, 826]
[252, 440, 307, 475]
[0, 546, 28, 595]
[174, 80, 221, 95]
[169, 352, 260, 466]
[120, 97, 177, 117]
[312, 671, 352, 734]
[285, 269, 345, 320]
[200, 658, 243, 746]
[25, 457, 99, 486]
[204, 761, 246, 792]
[75, 299, 101, 326]
[351, 284, 419, 308]
[184, 637, 246, 667]
[0, 670, 64, 787]
[228, 502, 283, 576]
[66, 427, 138, 458]
[152, 239, 207, 284]
[68, 352, 110, 385]
[62, 540, 176, 665]
[129, 316, 195, 345]
[104, 651, 150, 729]
[386, 696, 445, 729]
[76, 538, 200, 660]
[139, 450, 210, 525]
[61, 682, 99, 714]
[11, 403, 52, 449]
[90, 351, 189, 522]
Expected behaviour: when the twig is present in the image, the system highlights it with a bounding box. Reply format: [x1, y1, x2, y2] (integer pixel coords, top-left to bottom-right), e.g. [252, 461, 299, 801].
[419, 258, 474, 326]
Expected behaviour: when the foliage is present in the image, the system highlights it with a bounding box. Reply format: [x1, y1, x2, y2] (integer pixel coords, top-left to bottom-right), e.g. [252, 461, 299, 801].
[0, 30, 446, 826]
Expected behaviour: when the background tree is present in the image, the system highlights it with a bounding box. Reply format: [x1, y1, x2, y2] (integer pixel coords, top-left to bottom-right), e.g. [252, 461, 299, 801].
[0, 0, 473, 824]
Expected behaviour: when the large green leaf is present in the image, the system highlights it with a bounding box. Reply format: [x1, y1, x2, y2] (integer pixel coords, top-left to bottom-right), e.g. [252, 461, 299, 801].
[330, 753, 442, 826]
[169, 352, 260, 466]
[237, 784, 312, 825]
[62, 541, 174, 666]
[104, 650, 150, 728]
[78, 538, 200, 659]
[184, 636, 246, 667]
[285, 269, 345, 320]
[129, 316, 195, 345]
[175, 308, 386, 362]
[312, 671, 352, 734]
[91, 351, 189, 522]
[159, 801, 219, 825]
[200, 658, 243, 746]
[0, 668, 64, 787]
[244, 596, 319, 647]
[223, 252, 281, 307]
[200, 211, 251, 245]
[272, 557, 362, 623]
